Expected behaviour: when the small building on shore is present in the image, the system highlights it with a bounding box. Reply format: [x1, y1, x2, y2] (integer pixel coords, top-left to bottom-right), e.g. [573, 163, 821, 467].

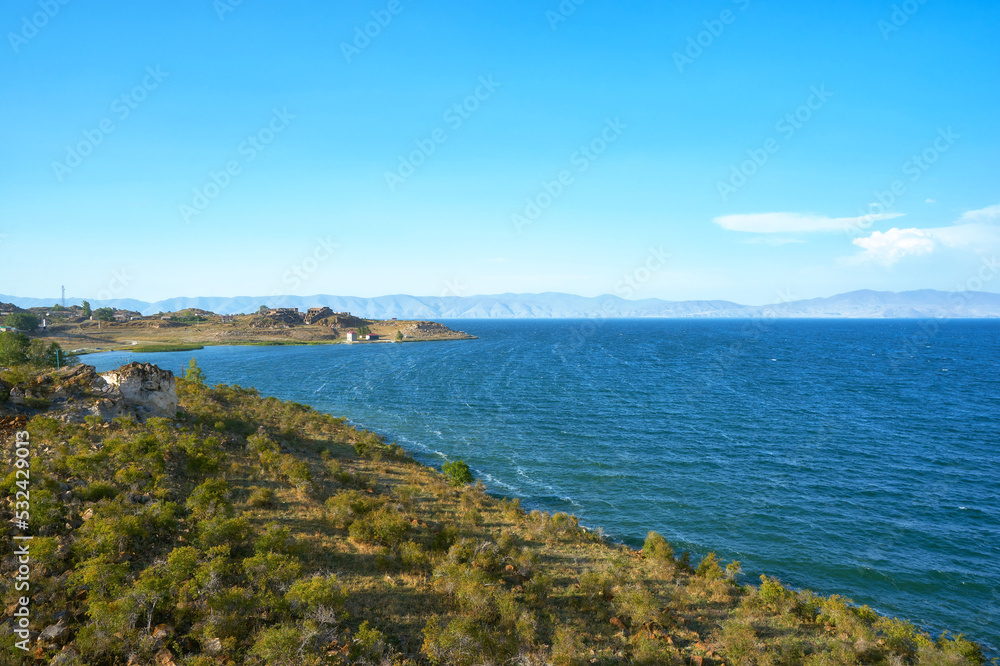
[346, 331, 358, 342]
[363, 334, 379, 341]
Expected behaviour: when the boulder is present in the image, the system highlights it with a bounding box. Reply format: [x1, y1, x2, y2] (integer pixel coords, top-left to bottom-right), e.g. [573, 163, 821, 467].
[39, 620, 70, 645]
[151, 623, 174, 648]
[48, 646, 80, 666]
[202, 636, 223, 655]
[154, 648, 177, 666]
[42, 363, 175, 423]
[101, 363, 177, 419]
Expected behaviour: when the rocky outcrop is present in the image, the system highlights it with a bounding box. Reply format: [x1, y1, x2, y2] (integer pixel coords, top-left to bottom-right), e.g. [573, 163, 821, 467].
[3, 362, 178, 422]
[100, 363, 177, 419]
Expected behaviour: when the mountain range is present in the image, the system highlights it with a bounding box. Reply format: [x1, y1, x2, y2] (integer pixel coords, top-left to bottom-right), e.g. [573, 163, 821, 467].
[4, 289, 1000, 319]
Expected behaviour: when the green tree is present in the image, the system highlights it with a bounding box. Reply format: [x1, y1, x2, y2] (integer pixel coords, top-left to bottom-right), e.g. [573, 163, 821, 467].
[358, 325, 372, 336]
[442, 460, 474, 487]
[184, 358, 205, 385]
[395, 330, 403, 342]
[94, 307, 114, 322]
[27, 340, 76, 368]
[4, 312, 40, 332]
[259, 305, 269, 314]
[52, 303, 65, 311]
[0, 332, 29, 365]
[81, 300, 92, 318]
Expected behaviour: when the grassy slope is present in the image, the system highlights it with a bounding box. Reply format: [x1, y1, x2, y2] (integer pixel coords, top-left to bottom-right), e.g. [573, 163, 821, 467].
[0, 370, 987, 666]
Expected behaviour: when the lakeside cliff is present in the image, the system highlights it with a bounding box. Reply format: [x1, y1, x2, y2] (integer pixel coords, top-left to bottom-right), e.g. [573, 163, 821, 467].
[0, 361, 987, 665]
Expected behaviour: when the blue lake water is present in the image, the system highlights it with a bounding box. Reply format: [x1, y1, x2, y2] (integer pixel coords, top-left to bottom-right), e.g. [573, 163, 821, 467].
[87, 319, 1000, 651]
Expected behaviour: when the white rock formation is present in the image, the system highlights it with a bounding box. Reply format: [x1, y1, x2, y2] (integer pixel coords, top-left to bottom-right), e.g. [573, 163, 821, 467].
[100, 362, 178, 419]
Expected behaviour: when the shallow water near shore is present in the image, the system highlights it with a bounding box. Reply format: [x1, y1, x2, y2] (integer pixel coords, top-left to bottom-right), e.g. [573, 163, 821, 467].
[88, 319, 1000, 652]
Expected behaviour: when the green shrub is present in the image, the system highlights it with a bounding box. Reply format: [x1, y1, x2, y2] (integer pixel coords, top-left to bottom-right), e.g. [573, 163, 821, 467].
[68, 554, 129, 600]
[279, 456, 313, 492]
[348, 506, 411, 547]
[242, 551, 302, 593]
[179, 435, 223, 474]
[442, 460, 474, 486]
[758, 575, 794, 608]
[325, 489, 382, 529]
[397, 540, 430, 571]
[500, 497, 525, 521]
[76, 481, 118, 502]
[421, 589, 535, 666]
[524, 572, 554, 603]
[614, 584, 661, 628]
[196, 516, 251, 550]
[255, 522, 297, 555]
[350, 621, 392, 663]
[395, 483, 420, 507]
[248, 433, 282, 473]
[250, 625, 307, 666]
[718, 619, 761, 664]
[546, 511, 581, 537]
[579, 570, 614, 606]
[695, 552, 724, 580]
[205, 586, 257, 639]
[247, 486, 276, 507]
[165, 546, 200, 586]
[285, 575, 345, 616]
[422, 525, 454, 553]
[73, 501, 177, 558]
[186, 478, 233, 519]
[933, 633, 986, 665]
[630, 630, 683, 665]
[551, 625, 589, 666]
[642, 531, 675, 565]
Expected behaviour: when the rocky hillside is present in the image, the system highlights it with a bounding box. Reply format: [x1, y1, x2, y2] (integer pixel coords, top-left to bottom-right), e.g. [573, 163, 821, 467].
[0, 363, 987, 665]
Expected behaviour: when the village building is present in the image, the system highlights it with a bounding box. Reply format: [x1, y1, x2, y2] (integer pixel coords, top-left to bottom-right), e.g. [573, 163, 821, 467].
[304, 306, 334, 324]
[267, 308, 301, 317]
[345, 331, 358, 342]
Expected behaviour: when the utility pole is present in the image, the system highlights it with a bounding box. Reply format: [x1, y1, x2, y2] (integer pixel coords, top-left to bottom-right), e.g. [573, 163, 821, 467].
[61, 285, 66, 307]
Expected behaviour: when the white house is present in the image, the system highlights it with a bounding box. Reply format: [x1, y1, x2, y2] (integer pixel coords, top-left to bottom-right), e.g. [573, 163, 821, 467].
[346, 331, 358, 342]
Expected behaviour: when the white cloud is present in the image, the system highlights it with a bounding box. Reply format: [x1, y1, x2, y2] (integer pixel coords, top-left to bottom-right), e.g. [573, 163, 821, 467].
[957, 204, 1000, 224]
[851, 228, 936, 265]
[714, 211, 904, 233]
[851, 220, 1000, 266]
[925, 198, 936, 204]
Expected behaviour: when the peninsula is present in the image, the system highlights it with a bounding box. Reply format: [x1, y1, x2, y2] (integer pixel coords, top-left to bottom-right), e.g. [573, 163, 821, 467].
[0, 303, 475, 355]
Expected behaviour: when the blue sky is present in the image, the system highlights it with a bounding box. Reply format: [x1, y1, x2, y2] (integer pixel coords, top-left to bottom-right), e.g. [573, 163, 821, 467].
[1, 0, 998, 304]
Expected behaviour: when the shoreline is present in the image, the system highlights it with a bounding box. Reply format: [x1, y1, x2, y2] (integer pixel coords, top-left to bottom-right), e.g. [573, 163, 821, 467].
[70, 335, 478, 355]
[319, 408, 998, 659]
[0, 359, 990, 663]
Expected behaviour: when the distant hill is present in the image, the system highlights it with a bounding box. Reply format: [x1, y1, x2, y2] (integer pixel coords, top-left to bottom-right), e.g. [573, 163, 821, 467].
[2, 290, 999, 319]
